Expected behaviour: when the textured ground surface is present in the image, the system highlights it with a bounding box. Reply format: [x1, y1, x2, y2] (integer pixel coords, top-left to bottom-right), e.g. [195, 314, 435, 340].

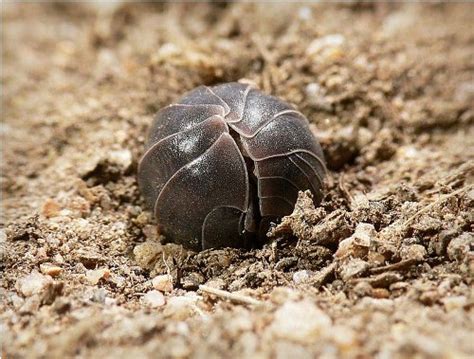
[2, 3, 473, 358]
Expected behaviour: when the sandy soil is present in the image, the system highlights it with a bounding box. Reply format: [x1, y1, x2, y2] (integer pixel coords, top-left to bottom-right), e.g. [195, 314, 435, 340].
[1, 3, 473, 358]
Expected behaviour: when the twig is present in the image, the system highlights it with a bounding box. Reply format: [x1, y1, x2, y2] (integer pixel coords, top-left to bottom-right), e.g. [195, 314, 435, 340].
[162, 252, 172, 276]
[350, 272, 403, 288]
[403, 184, 472, 227]
[310, 262, 337, 288]
[425, 162, 474, 195]
[199, 285, 263, 306]
[369, 258, 418, 274]
[338, 173, 354, 207]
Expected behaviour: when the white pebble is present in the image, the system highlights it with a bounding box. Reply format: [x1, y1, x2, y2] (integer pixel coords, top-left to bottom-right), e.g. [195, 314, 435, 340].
[307, 34, 345, 56]
[335, 223, 375, 258]
[109, 149, 132, 169]
[86, 268, 110, 285]
[143, 290, 166, 308]
[39, 263, 63, 277]
[17, 272, 52, 297]
[292, 270, 311, 285]
[152, 274, 173, 293]
[270, 300, 332, 343]
[0, 229, 6, 243]
[298, 6, 312, 20]
[442, 296, 467, 311]
[164, 294, 200, 320]
[447, 233, 472, 262]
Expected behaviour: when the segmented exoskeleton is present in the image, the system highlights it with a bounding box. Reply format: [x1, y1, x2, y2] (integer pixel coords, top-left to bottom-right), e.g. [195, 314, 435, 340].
[138, 83, 326, 251]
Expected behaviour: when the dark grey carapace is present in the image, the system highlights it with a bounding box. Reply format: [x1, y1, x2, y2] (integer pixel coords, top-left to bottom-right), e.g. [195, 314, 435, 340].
[138, 83, 326, 251]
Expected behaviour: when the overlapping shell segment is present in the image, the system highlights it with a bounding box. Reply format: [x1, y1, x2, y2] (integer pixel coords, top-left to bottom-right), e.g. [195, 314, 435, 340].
[138, 83, 326, 251]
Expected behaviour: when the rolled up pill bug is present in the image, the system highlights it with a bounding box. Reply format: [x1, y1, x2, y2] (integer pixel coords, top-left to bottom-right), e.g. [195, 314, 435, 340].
[138, 82, 326, 251]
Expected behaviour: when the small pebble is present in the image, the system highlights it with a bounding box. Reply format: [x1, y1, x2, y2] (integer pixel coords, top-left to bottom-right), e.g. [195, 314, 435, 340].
[0, 229, 7, 243]
[136, 213, 150, 226]
[90, 288, 108, 303]
[298, 6, 312, 20]
[359, 297, 394, 312]
[307, 34, 345, 57]
[104, 297, 117, 306]
[389, 281, 409, 296]
[152, 274, 173, 293]
[203, 278, 226, 290]
[181, 272, 205, 290]
[270, 300, 332, 343]
[419, 290, 439, 306]
[400, 244, 427, 261]
[466, 188, 474, 203]
[292, 270, 311, 285]
[86, 268, 110, 285]
[338, 258, 370, 281]
[357, 127, 374, 148]
[9, 293, 25, 309]
[40, 263, 63, 277]
[353, 281, 373, 297]
[109, 149, 132, 169]
[133, 241, 163, 270]
[53, 253, 64, 263]
[154, 43, 181, 62]
[17, 272, 52, 297]
[164, 293, 200, 320]
[433, 228, 459, 256]
[442, 296, 467, 311]
[41, 199, 61, 218]
[143, 290, 166, 308]
[447, 233, 472, 262]
[305, 83, 331, 111]
[19, 296, 41, 314]
[330, 325, 357, 349]
[36, 247, 48, 260]
[335, 223, 375, 259]
[371, 288, 390, 299]
[269, 287, 300, 305]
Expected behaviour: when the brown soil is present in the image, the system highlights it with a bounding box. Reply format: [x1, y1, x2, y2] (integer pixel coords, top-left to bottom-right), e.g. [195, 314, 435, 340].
[2, 3, 473, 358]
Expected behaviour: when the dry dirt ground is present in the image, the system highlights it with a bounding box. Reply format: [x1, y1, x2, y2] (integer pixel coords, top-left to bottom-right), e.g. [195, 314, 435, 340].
[1, 3, 473, 358]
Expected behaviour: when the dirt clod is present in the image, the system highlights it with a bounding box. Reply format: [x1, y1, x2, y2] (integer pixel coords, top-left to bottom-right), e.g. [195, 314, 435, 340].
[447, 233, 473, 262]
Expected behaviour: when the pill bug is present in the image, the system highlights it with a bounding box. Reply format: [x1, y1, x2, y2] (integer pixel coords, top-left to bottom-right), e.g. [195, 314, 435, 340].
[138, 82, 326, 251]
